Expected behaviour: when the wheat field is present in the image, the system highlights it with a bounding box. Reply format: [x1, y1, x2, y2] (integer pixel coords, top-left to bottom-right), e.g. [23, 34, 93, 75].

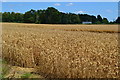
[2, 23, 119, 78]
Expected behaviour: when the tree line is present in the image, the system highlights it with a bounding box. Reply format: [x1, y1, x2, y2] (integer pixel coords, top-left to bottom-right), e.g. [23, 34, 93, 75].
[1, 7, 119, 24]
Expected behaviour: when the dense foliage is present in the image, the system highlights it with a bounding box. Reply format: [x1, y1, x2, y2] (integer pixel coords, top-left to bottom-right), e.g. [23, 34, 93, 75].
[1, 7, 119, 24]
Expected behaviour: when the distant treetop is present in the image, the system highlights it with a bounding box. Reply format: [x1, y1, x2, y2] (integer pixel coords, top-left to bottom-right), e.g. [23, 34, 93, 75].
[1, 7, 119, 24]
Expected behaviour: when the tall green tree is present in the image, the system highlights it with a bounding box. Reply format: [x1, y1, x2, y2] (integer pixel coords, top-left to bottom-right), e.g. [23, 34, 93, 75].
[23, 9, 36, 23]
[115, 17, 120, 24]
[10, 12, 16, 22]
[97, 15, 102, 23]
[96, 21, 101, 24]
[36, 10, 46, 24]
[0, 12, 2, 22]
[1, 7, 111, 24]
[79, 14, 92, 23]
[2, 12, 11, 22]
[15, 13, 23, 22]
[60, 13, 69, 24]
[102, 18, 109, 24]
[91, 16, 97, 24]
[45, 7, 61, 24]
[69, 13, 81, 24]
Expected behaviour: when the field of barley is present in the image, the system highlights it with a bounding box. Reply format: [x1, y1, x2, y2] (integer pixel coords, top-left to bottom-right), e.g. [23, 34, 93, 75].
[2, 23, 119, 78]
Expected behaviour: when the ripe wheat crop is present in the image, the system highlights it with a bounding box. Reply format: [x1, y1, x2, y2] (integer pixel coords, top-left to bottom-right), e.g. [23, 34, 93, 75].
[2, 23, 119, 78]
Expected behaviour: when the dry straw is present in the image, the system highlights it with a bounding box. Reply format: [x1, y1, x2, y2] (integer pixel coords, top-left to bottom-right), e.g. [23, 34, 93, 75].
[2, 23, 119, 78]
